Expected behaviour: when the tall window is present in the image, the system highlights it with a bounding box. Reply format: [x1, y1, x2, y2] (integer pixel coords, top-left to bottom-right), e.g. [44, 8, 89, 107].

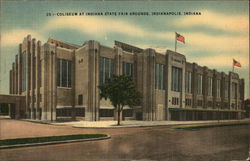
[232, 82, 237, 99]
[78, 94, 83, 105]
[216, 79, 221, 98]
[22, 51, 27, 92]
[155, 64, 164, 90]
[171, 66, 182, 92]
[207, 77, 213, 96]
[99, 57, 114, 85]
[185, 72, 192, 93]
[57, 59, 72, 87]
[224, 81, 228, 98]
[197, 74, 203, 95]
[122, 62, 133, 77]
[33, 57, 36, 88]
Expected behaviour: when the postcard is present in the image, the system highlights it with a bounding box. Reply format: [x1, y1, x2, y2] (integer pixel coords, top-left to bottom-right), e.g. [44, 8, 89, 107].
[0, 0, 249, 161]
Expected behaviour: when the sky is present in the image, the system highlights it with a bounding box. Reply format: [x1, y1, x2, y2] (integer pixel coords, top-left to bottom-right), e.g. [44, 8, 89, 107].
[0, 0, 249, 98]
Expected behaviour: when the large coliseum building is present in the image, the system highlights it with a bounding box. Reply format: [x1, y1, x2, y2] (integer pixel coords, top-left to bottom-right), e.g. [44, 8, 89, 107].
[8, 35, 245, 121]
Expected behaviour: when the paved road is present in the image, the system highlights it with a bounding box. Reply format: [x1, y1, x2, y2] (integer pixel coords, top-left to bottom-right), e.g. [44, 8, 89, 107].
[0, 119, 249, 161]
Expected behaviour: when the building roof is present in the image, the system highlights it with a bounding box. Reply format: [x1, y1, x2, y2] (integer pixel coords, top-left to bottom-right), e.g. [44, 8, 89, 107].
[114, 40, 143, 53]
[47, 38, 81, 49]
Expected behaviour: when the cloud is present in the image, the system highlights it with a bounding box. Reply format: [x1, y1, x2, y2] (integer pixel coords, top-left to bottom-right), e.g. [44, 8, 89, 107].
[181, 32, 249, 54]
[173, 10, 249, 33]
[44, 16, 177, 43]
[1, 29, 46, 47]
[44, 16, 147, 38]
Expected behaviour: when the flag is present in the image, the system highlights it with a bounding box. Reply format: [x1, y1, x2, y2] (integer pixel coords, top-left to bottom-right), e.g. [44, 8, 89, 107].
[176, 32, 185, 43]
[233, 59, 241, 67]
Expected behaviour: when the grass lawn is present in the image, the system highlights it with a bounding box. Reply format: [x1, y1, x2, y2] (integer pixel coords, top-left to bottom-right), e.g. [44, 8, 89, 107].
[172, 121, 250, 130]
[0, 134, 108, 146]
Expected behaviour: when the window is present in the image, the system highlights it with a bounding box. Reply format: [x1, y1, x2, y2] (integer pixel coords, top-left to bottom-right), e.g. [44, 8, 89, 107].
[171, 67, 182, 92]
[99, 109, 114, 117]
[75, 108, 85, 117]
[155, 64, 165, 90]
[185, 99, 192, 106]
[38, 60, 42, 88]
[172, 97, 179, 105]
[99, 57, 115, 85]
[216, 80, 221, 98]
[207, 101, 213, 107]
[197, 100, 203, 107]
[57, 59, 72, 87]
[224, 81, 228, 98]
[122, 62, 133, 77]
[78, 94, 83, 105]
[56, 108, 71, 117]
[232, 83, 237, 99]
[185, 72, 192, 93]
[197, 74, 203, 95]
[22, 51, 27, 92]
[207, 77, 213, 96]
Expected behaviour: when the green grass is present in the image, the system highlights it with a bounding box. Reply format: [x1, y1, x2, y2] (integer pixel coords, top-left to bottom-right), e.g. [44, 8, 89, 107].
[0, 134, 108, 146]
[173, 121, 250, 130]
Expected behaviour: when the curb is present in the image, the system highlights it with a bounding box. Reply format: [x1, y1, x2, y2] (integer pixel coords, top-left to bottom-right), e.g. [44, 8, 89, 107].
[19, 119, 69, 126]
[0, 135, 111, 149]
[71, 121, 250, 129]
[72, 123, 198, 129]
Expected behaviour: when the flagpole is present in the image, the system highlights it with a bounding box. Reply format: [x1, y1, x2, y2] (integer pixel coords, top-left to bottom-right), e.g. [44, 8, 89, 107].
[232, 60, 235, 73]
[175, 32, 177, 52]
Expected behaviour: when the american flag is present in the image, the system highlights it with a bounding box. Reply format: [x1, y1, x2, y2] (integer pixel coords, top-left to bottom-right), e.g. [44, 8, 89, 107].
[233, 59, 241, 67]
[176, 32, 185, 44]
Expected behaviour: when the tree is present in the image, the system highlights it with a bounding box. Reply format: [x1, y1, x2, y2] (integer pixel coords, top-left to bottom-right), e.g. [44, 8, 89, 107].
[98, 75, 141, 125]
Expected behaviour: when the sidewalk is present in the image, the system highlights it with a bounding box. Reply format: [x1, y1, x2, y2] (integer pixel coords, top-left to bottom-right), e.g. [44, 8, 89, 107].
[51, 119, 250, 128]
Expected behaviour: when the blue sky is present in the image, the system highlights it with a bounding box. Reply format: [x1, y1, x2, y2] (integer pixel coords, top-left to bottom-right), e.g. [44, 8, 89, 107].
[0, 0, 249, 98]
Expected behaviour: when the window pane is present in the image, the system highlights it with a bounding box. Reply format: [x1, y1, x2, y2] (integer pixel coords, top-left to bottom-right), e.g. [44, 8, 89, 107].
[68, 61, 72, 87]
[99, 57, 114, 85]
[155, 64, 164, 90]
[57, 59, 61, 86]
[171, 66, 181, 92]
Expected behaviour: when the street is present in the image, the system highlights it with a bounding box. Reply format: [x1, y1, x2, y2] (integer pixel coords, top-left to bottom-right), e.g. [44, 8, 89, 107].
[0, 119, 249, 161]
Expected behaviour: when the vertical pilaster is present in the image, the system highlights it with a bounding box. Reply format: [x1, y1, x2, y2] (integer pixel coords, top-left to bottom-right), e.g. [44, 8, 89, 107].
[26, 35, 31, 118]
[142, 49, 156, 121]
[235, 81, 238, 110]
[18, 45, 22, 94]
[114, 47, 123, 121]
[86, 41, 100, 121]
[192, 63, 198, 108]
[229, 72, 232, 110]
[212, 70, 217, 109]
[71, 50, 76, 120]
[181, 59, 186, 108]
[12, 63, 16, 94]
[221, 73, 225, 109]
[47, 49, 52, 120]
[203, 67, 208, 108]
[115, 46, 123, 75]
[165, 53, 170, 120]
[9, 70, 13, 94]
[52, 49, 57, 121]
[15, 55, 18, 94]
[36, 41, 41, 120]
[30, 39, 36, 119]
[41, 46, 48, 121]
